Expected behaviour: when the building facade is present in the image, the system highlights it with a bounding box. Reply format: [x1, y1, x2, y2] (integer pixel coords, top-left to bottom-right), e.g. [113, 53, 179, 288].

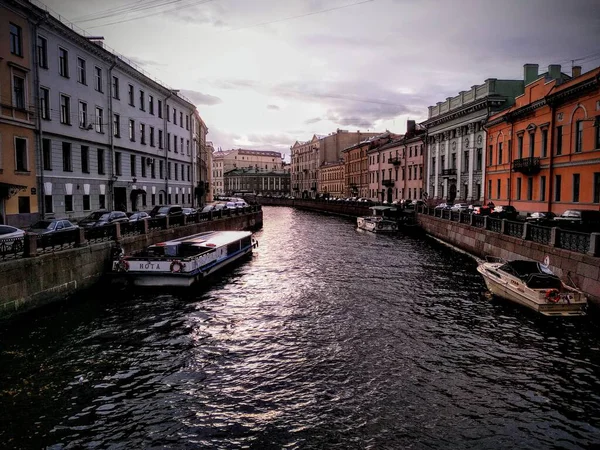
[485, 64, 599, 214]
[193, 110, 209, 206]
[290, 134, 320, 198]
[423, 71, 528, 204]
[0, 1, 38, 226]
[224, 168, 290, 196]
[319, 160, 345, 198]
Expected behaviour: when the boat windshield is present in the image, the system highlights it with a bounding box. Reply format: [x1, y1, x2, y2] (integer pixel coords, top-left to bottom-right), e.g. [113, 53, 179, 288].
[499, 260, 562, 288]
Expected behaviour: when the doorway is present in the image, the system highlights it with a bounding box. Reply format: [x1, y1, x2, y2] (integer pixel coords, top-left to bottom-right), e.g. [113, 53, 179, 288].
[114, 187, 127, 212]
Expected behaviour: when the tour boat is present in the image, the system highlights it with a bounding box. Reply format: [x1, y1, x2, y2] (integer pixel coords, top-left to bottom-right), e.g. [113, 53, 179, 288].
[112, 230, 257, 287]
[476, 257, 587, 316]
[357, 206, 414, 233]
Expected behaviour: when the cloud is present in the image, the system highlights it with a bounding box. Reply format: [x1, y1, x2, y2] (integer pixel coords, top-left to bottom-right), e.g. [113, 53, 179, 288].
[127, 56, 167, 68]
[179, 89, 223, 106]
[267, 104, 280, 110]
[305, 117, 322, 125]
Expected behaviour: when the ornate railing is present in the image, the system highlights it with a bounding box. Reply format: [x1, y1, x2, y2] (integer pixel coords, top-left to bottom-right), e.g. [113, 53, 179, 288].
[388, 156, 402, 165]
[0, 237, 24, 260]
[148, 217, 166, 231]
[382, 179, 394, 187]
[529, 225, 551, 245]
[120, 220, 144, 237]
[558, 229, 590, 253]
[459, 213, 471, 224]
[441, 169, 456, 176]
[85, 225, 115, 243]
[513, 157, 541, 175]
[505, 221, 524, 238]
[451, 211, 460, 222]
[473, 215, 486, 228]
[488, 217, 502, 233]
[36, 229, 78, 253]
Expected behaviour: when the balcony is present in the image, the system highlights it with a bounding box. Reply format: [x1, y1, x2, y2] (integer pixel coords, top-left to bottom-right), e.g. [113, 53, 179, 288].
[441, 168, 457, 177]
[388, 156, 402, 166]
[512, 157, 541, 175]
[382, 179, 395, 187]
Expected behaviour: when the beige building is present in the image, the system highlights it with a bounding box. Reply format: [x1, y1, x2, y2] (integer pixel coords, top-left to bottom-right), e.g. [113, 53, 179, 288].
[319, 160, 345, 198]
[205, 141, 214, 202]
[211, 148, 284, 197]
[192, 110, 209, 206]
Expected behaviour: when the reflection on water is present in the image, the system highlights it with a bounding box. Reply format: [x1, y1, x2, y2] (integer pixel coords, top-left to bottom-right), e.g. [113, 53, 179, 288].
[1, 207, 600, 449]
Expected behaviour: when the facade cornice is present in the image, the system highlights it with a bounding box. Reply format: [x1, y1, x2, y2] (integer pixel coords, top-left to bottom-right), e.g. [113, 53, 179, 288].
[422, 98, 490, 128]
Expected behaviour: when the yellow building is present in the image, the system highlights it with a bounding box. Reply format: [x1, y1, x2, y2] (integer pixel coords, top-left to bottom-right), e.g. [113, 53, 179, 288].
[319, 160, 345, 198]
[0, 2, 38, 226]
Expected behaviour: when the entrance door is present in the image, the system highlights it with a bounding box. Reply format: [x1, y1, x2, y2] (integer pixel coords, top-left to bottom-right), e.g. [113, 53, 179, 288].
[114, 187, 127, 212]
[449, 183, 457, 203]
[387, 188, 393, 203]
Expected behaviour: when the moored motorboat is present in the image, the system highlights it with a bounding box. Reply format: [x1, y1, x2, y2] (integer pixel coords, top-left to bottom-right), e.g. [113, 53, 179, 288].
[357, 206, 397, 233]
[112, 230, 257, 287]
[477, 257, 587, 316]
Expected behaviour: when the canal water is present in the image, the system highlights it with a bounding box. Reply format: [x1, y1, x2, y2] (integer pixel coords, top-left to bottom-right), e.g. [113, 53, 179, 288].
[1, 206, 600, 449]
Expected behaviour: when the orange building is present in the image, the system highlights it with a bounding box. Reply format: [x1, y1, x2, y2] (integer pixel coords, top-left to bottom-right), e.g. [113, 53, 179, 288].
[0, 2, 38, 226]
[485, 64, 600, 215]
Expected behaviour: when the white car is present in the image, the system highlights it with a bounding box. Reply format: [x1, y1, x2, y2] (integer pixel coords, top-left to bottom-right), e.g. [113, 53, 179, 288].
[0, 225, 26, 252]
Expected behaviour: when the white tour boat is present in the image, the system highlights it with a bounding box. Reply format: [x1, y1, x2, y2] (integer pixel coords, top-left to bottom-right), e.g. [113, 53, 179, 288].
[477, 257, 587, 316]
[112, 230, 257, 287]
[357, 206, 415, 233]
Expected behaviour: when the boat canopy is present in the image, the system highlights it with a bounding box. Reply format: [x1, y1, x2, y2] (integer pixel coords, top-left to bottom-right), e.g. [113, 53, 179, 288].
[498, 260, 562, 289]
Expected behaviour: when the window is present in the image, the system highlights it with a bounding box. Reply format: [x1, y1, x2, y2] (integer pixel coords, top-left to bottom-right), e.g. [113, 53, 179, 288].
[158, 129, 163, 149]
[168, 162, 172, 179]
[488, 145, 493, 166]
[575, 121, 583, 153]
[182, 164, 185, 180]
[149, 95, 154, 115]
[173, 108, 177, 124]
[60, 94, 71, 124]
[83, 195, 91, 211]
[45, 195, 53, 214]
[158, 99, 162, 118]
[115, 152, 122, 176]
[81, 145, 89, 173]
[63, 142, 72, 172]
[187, 165, 190, 181]
[526, 177, 533, 200]
[159, 160, 164, 179]
[77, 58, 86, 84]
[151, 193, 156, 205]
[43, 138, 52, 170]
[151, 160, 156, 179]
[167, 105, 170, 121]
[141, 157, 147, 178]
[65, 195, 73, 212]
[517, 135, 523, 159]
[139, 90, 145, 110]
[186, 139, 190, 155]
[99, 194, 106, 209]
[540, 176, 546, 201]
[59, 47, 69, 77]
[541, 129, 548, 157]
[180, 137, 184, 154]
[555, 175, 561, 201]
[95, 107, 103, 133]
[174, 135, 178, 153]
[128, 84, 134, 106]
[516, 178, 522, 200]
[594, 173, 600, 203]
[186, 115, 189, 130]
[13, 75, 25, 109]
[476, 148, 482, 171]
[10, 23, 22, 56]
[37, 36, 48, 68]
[78, 101, 87, 128]
[113, 114, 120, 137]
[17, 197, 30, 214]
[150, 127, 155, 147]
[180, 111, 183, 127]
[94, 67, 103, 92]
[40, 87, 50, 120]
[556, 126, 563, 155]
[129, 119, 135, 141]
[15, 137, 27, 172]
[98, 148, 105, 174]
[497, 142, 503, 164]
[140, 123, 146, 144]
[167, 133, 171, 151]
[175, 163, 178, 180]
[463, 150, 469, 171]
[112, 76, 120, 99]
[528, 132, 535, 156]
[131, 155, 136, 176]
[573, 173, 580, 202]
[496, 179, 501, 199]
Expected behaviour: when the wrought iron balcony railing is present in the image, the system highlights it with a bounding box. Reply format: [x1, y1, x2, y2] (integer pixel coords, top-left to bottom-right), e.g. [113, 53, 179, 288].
[382, 179, 395, 187]
[441, 168, 457, 176]
[512, 157, 541, 175]
[388, 156, 402, 166]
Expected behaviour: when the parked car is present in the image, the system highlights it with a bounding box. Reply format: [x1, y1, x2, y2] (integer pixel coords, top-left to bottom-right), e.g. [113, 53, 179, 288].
[128, 211, 149, 222]
[28, 219, 78, 235]
[78, 210, 109, 228]
[490, 205, 519, 220]
[93, 211, 129, 227]
[0, 225, 26, 252]
[182, 208, 196, 216]
[554, 209, 600, 232]
[234, 201, 248, 208]
[526, 212, 556, 225]
[435, 202, 453, 210]
[471, 205, 492, 216]
[151, 205, 183, 218]
[451, 203, 469, 212]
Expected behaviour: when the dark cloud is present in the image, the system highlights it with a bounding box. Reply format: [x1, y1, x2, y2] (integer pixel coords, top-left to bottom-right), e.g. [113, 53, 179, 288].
[179, 89, 222, 106]
[267, 104, 280, 110]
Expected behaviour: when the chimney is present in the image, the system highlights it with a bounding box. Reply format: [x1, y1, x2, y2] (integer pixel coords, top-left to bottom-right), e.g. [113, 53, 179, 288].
[523, 63, 539, 85]
[406, 120, 416, 134]
[572, 66, 582, 78]
[548, 64, 562, 81]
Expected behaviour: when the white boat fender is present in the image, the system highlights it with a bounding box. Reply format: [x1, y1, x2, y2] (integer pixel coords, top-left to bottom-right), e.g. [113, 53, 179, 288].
[170, 260, 185, 273]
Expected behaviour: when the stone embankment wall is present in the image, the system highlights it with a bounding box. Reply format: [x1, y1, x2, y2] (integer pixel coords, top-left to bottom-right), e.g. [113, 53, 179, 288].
[417, 214, 600, 304]
[0, 211, 262, 318]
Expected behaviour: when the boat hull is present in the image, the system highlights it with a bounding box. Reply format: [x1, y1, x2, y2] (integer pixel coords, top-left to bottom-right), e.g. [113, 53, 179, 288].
[477, 263, 586, 317]
[356, 217, 397, 233]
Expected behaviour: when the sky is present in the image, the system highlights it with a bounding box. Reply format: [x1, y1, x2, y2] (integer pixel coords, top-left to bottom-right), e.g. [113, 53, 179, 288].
[39, 0, 600, 159]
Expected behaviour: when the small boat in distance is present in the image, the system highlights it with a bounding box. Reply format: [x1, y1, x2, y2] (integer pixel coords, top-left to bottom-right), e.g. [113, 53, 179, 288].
[477, 257, 587, 316]
[113, 230, 256, 287]
[357, 206, 414, 233]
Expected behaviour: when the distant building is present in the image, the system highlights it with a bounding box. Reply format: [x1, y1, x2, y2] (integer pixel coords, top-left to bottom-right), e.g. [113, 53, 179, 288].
[485, 64, 599, 214]
[319, 160, 345, 198]
[422, 70, 527, 203]
[224, 168, 290, 197]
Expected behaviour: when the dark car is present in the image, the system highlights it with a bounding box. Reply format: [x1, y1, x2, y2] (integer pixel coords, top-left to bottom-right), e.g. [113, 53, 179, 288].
[526, 212, 556, 225]
[152, 205, 183, 218]
[554, 209, 600, 232]
[82, 211, 129, 227]
[182, 207, 196, 216]
[78, 210, 109, 228]
[490, 205, 519, 220]
[471, 205, 492, 216]
[28, 219, 78, 235]
[128, 211, 149, 222]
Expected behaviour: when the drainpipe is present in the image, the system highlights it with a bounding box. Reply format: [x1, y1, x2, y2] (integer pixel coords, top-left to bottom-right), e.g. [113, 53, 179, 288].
[547, 100, 556, 212]
[30, 15, 45, 218]
[163, 91, 173, 202]
[107, 56, 117, 209]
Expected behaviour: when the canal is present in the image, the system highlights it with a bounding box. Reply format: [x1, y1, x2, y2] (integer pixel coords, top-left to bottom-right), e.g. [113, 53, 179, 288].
[1, 206, 600, 449]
